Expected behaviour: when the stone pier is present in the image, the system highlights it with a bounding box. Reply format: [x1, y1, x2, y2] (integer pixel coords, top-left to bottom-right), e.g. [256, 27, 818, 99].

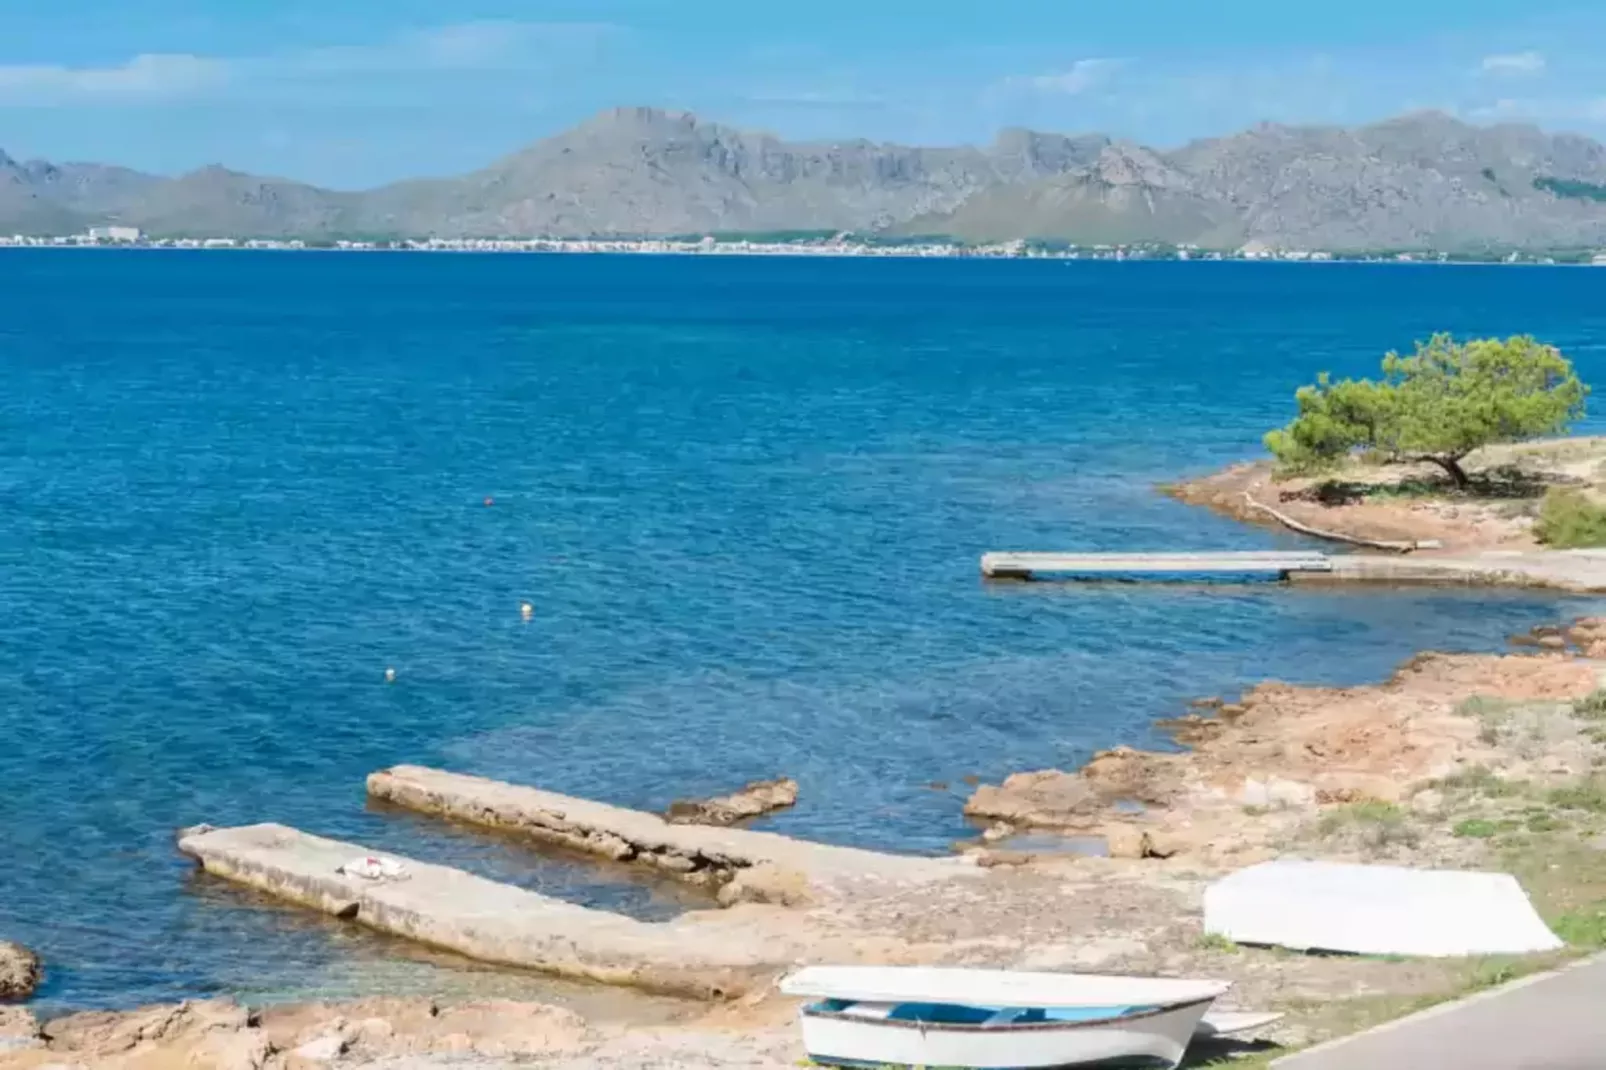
[177, 824, 779, 999]
[366, 765, 966, 903]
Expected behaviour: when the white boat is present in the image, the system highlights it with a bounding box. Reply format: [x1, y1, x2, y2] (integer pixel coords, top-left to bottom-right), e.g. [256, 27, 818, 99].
[1204, 860, 1563, 957]
[780, 966, 1232, 1069]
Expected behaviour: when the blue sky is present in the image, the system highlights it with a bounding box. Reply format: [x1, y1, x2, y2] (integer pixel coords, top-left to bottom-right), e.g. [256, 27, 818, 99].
[3, 0, 1606, 188]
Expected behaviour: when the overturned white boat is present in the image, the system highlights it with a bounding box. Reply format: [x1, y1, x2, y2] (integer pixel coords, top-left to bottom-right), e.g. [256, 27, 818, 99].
[780, 966, 1231, 1069]
[1204, 860, 1563, 957]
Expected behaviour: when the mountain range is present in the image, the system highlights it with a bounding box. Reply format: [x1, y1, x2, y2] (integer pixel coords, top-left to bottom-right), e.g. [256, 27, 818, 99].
[6, 106, 1606, 250]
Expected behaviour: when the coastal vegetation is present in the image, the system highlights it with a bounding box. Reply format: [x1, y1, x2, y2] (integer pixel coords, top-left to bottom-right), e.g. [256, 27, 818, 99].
[1534, 487, 1606, 548]
[1264, 334, 1588, 489]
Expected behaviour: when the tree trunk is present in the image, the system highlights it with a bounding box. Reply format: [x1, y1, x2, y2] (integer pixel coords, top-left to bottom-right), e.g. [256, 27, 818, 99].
[1431, 455, 1471, 490]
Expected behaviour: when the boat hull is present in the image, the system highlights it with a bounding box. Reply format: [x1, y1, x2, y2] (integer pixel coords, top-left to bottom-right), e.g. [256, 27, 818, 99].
[799, 998, 1214, 1069]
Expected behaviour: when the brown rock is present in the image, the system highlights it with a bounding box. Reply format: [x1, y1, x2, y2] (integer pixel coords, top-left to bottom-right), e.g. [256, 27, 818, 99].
[1081, 747, 1184, 806]
[429, 1001, 588, 1057]
[1188, 697, 1225, 710]
[0, 943, 39, 1002]
[42, 999, 269, 1070]
[1104, 826, 1145, 859]
[261, 997, 588, 1062]
[0, 1006, 39, 1054]
[1157, 714, 1224, 746]
[964, 770, 1098, 827]
[1537, 635, 1568, 650]
[975, 850, 1040, 868]
[1141, 832, 1181, 859]
[43, 1000, 249, 1055]
[663, 777, 799, 826]
[715, 862, 813, 907]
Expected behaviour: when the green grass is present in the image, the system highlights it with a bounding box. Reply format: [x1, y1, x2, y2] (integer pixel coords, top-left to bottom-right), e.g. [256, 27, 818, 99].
[1195, 932, 1239, 953]
[1552, 902, 1606, 947]
[1430, 765, 1526, 798]
[1575, 690, 1606, 720]
[1547, 779, 1606, 813]
[1318, 799, 1420, 850]
[1455, 695, 1522, 721]
[1453, 818, 1499, 838]
[1319, 799, 1404, 830]
[1535, 488, 1606, 548]
[1527, 812, 1567, 832]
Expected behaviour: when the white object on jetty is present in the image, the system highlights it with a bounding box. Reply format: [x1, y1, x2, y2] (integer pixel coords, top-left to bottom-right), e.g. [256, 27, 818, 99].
[780, 966, 1230, 1069]
[1204, 860, 1563, 957]
[336, 855, 408, 881]
[980, 551, 1333, 580]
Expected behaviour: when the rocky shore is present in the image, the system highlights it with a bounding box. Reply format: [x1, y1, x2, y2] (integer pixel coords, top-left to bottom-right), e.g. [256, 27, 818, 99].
[14, 447, 1606, 1068]
[13, 622, 1606, 1069]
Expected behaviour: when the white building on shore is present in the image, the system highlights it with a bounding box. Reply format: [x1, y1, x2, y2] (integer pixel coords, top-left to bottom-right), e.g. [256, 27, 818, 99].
[86, 225, 143, 242]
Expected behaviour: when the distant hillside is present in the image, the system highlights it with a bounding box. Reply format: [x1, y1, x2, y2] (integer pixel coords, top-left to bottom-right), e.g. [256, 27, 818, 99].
[7, 108, 1606, 250]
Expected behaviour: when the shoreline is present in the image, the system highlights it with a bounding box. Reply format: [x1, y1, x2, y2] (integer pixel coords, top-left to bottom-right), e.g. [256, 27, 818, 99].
[4, 241, 1605, 266]
[10, 635, 1606, 1068]
[10, 452, 1606, 1067]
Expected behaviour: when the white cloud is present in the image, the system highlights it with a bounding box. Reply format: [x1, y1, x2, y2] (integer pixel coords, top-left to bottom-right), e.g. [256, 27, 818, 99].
[1010, 58, 1126, 96]
[1479, 51, 1546, 77]
[1468, 95, 1606, 123]
[0, 53, 228, 104]
[294, 21, 616, 76]
[743, 90, 887, 109]
[0, 22, 618, 106]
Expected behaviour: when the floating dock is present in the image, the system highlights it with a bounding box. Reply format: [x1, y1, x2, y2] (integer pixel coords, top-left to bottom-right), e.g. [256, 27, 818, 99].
[980, 551, 1335, 581]
[177, 823, 777, 999]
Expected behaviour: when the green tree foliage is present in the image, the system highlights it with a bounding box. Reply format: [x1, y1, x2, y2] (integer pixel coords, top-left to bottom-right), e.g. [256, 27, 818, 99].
[1265, 334, 1588, 488]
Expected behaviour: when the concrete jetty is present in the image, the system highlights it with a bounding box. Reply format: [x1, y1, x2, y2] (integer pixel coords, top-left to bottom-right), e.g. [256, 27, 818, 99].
[1303, 550, 1606, 593]
[981, 549, 1606, 592]
[367, 766, 966, 902]
[176, 824, 777, 999]
[980, 551, 1334, 580]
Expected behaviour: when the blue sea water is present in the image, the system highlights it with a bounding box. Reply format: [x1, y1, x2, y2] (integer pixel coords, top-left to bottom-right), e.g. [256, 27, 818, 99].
[4, 250, 1606, 1013]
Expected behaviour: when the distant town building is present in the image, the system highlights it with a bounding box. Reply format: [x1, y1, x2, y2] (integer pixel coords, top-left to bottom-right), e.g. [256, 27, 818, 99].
[87, 225, 142, 242]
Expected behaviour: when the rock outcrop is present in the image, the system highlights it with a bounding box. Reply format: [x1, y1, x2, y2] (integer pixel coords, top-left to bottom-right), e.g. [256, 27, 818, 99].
[20, 997, 591, 1069]
[967, 651, 1602, 860]
[664, 778, 799, 826]
[0, 943, 39, 1002]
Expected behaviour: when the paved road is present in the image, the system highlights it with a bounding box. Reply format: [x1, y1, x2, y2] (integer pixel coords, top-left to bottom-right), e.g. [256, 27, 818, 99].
[1277, 954, 1606, 1070]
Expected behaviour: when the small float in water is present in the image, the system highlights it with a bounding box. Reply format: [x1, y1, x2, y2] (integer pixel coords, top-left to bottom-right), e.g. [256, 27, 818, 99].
[780, 965, 1254, 1069]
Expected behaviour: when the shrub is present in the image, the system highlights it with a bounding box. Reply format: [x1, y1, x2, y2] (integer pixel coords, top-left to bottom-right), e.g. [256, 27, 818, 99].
[1453, 818, 1498, 838]
[1546, 779, 1606, 813]
[1535, 488, 1606, 548]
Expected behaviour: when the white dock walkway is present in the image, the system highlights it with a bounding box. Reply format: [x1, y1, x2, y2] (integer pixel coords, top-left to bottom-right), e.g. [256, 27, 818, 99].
[980, 551, 1334, 580]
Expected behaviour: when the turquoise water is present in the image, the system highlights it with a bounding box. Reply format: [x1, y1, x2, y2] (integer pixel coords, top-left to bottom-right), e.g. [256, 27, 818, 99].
[5, 251, 1606, 1011]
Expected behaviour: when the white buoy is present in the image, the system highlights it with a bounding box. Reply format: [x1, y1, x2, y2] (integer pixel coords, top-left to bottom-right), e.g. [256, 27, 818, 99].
[520, 602, 533, 621]
[384, 667, 396, 683]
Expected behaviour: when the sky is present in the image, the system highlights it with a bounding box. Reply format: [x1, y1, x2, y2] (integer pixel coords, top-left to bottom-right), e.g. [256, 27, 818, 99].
[3, 0, 1606, 189]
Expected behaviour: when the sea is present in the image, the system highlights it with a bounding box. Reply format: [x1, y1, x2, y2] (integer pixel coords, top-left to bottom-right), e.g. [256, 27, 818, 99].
[4, 250, 1606, 1013]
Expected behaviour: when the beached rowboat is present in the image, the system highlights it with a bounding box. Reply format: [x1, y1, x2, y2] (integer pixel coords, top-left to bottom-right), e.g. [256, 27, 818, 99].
[781, 966, 1233, 1069]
